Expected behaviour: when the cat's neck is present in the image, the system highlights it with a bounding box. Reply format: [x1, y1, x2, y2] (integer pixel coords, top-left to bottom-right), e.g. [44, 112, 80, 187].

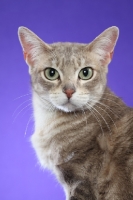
[32, 92, 54, 132]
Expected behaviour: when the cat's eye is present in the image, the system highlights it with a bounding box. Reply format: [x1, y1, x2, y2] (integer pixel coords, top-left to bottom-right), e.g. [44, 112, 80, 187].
[44, 68, 59, 81]
[78, 67, 93, 80]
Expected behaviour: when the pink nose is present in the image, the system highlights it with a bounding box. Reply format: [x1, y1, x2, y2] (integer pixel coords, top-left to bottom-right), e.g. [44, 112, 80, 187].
[64, 89, 75, 99]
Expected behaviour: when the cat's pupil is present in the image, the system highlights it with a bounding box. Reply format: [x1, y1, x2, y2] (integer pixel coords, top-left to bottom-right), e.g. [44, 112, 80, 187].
[49, 69, 55, 77]
[83, 68, 88, 76]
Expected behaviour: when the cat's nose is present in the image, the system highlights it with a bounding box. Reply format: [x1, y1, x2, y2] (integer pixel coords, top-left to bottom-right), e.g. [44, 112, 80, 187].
[62, 84, 76, 99]
[64, 89, 75, 99]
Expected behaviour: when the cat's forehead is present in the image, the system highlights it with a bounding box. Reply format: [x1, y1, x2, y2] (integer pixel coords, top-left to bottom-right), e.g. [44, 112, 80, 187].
[49, 42, 93, 70]
[51, 42, 86, 54]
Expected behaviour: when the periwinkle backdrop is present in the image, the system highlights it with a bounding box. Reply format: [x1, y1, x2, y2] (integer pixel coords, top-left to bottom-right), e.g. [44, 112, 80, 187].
[0, 0, 133, 199]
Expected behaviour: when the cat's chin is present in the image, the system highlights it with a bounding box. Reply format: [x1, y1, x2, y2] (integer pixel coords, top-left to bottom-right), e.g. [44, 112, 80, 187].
[56, 102, 79, 113]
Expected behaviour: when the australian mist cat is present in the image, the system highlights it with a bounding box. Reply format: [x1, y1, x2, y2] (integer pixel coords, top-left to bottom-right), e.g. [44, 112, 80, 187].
[18, 26, 133, 200]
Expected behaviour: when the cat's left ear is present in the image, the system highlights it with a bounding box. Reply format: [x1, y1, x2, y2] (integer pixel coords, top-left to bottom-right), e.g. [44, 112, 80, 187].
[88, 26, 119, 65]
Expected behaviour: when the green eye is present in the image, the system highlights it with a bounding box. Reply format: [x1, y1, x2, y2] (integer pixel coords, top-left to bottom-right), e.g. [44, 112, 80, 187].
[44, 68, 59, 80]
[78, 67, 93, 80]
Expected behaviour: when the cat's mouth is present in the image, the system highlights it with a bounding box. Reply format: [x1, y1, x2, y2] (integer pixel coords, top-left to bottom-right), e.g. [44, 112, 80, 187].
[63, 101, 74, 108]
[51, 95, 87, 112]
[58, 100, 80, 112]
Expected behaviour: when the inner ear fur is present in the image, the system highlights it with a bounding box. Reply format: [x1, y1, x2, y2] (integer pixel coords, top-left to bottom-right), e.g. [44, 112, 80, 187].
[18, 26, 52, 66]
[87, 26, 119, 65]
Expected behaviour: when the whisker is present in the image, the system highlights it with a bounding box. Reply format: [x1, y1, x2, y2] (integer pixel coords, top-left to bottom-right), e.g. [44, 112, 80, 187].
[13, 103, 32, 123]
[12, 99, 32, 117]
[86, 104, 104, 135]
[101, 97, 122, 109]
[90, 99, 120, 119]
[13, 93, 31, 101]
[40, 96, 56, 113]
[40, 96, 51, 103]
[87, 103, 112, 134]
[25, 115, 33, 135]
[94, 104, 118, 131]
[48, 103, 56, 112]
[74, 111, 78, 118]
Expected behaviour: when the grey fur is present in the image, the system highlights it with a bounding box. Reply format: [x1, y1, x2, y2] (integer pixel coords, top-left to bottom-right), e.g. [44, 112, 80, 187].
[18, 26, 133, 200]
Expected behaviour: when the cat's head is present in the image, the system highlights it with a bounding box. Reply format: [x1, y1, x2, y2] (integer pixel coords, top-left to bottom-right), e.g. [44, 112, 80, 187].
[18, 26, 119, 112]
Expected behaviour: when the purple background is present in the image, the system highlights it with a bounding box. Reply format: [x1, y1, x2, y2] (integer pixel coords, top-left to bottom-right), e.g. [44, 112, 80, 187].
[0, 0, 133, 199]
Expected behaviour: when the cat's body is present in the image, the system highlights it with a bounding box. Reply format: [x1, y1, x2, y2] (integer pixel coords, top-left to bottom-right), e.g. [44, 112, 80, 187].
[18, 26, 133, 199]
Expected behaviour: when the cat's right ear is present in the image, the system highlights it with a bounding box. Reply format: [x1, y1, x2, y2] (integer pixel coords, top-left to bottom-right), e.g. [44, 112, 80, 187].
[18, 27, 51, 72]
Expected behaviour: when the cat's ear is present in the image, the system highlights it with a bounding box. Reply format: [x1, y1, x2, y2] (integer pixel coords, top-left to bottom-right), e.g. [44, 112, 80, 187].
[88, 26, 119, 65]
[18, 27, 51, 70]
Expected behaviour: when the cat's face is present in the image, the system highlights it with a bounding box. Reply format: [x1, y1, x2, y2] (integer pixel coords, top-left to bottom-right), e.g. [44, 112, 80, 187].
[18, 26, 119, 112]
[30, 43, 107, 112]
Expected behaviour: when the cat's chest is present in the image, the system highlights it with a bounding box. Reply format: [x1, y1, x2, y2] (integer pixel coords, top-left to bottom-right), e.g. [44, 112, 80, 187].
[31, 111, 96, 170]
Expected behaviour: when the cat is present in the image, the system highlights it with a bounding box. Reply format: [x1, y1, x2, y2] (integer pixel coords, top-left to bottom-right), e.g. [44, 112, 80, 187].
[18, 26, 133, 200]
